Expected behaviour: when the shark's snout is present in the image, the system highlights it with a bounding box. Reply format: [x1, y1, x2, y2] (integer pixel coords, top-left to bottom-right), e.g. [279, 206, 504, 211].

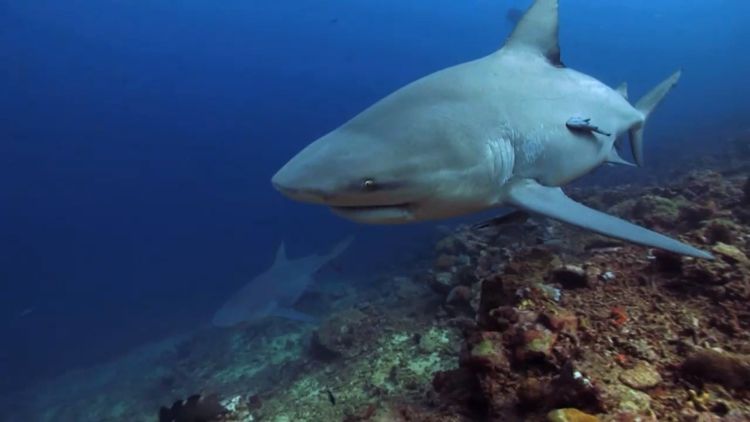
[271, 166, 331, 204]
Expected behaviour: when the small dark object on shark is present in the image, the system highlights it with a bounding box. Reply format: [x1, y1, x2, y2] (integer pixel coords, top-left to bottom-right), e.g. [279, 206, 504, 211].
[326, 389, 336, 406]
[159, 394, 228, 422]
[472, 210, 530, 231]
[566, 117, 612, 137]
[506, 7, 524, 25]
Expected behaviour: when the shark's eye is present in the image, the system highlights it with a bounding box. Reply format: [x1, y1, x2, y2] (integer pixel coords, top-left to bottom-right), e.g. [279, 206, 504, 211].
[362, 178, 377, 191]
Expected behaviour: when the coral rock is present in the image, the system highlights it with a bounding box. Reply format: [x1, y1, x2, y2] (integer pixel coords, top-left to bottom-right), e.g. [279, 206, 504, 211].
[517, 377, 550, 410]
[310, 308, 371, 359]
[418, 327, 454, 354]
[434, 254, 457, 271]
[159, 394, 228, 422]
[632, 195, 682, 229]
[430, 272, 457, 294]
[711, 242, 749, 264]
[679, 201, 716, 226]
[551, 265, 590, 289]
[484, 306, 519, 332]
[603, 384, 652, 414]
[477, 276, 518, 328]
[618, 362, 662, 390]
[519, 365, 605, 414]
[540, 309, 578, 336]
[524, 283, 562, 302]
[445, 285, 474, 317]
[431, 368, 486, 416]
[681, 349, 750, 389]
[704, 218, 740, 244]
[446, 285, 472, 306]
[435, 236, 465, 255]
[461, 331, 509, 372]
[514, 324, 557, 362]
[454, 264, 478, 286]
[547, 408, 600, 422]
[608, 412, 658, 422]
[652, 249, 683, 273]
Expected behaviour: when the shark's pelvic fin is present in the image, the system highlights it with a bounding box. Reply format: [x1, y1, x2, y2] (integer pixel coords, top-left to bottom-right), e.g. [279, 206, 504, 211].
[273, 307, 318, 323]
[606, 148, 636, 167]
[628, 70, 682, 167]
[615, 82, 629, 100]
[503, 0, 561, 66]
[505, 179, 714, 259]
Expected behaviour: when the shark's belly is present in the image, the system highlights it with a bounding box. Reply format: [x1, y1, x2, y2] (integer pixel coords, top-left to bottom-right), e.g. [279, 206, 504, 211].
[509, 123, 610, 186]
[467, 56, 640, 187]
[497, 92, 633, 186]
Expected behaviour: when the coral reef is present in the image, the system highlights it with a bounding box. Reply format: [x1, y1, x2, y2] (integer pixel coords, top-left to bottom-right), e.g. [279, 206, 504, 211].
[159, 394, 228, 422]
[3, 161, 750, 421]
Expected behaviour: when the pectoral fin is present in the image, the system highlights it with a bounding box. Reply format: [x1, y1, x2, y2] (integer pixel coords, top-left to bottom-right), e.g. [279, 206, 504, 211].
[273, 307, 318, 323]
[504, 179, 713, 259]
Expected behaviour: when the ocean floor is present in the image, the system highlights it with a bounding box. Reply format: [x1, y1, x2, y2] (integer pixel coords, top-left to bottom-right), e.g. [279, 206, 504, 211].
[4, 143, 750, 421]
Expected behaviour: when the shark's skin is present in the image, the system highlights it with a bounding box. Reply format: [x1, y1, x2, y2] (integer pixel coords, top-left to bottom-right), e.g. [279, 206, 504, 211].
[271, 0, 713, 260]
[212, 237, 353, 327]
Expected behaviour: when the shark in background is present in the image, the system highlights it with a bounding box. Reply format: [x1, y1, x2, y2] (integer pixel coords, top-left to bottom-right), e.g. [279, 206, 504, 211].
[212, 236, 354, 327]
[271, 0, 713, 260]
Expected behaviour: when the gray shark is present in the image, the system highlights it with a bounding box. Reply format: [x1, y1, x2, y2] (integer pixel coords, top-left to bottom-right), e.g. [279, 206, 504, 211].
[271, 0, 712, 260]
[212, 236, 353, 327]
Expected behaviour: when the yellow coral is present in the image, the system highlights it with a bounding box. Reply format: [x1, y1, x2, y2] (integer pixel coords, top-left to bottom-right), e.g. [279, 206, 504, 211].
[688, 389, 711, 411]
[547, 408, 600, 422]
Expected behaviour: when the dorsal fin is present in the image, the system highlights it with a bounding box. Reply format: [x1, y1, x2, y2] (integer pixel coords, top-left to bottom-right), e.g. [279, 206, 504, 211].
[615, 82, 629, 100]
[274, 241, 287, 263]
[503, 0, 561, 66]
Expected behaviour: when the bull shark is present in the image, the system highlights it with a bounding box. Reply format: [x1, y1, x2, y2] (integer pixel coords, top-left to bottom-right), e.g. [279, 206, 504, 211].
[271, 0, 713, 260]
[212, 236, 353, 327]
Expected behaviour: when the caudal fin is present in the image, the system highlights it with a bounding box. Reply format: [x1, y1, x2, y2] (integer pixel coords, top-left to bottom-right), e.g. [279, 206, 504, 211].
[629, 70, 682, 167]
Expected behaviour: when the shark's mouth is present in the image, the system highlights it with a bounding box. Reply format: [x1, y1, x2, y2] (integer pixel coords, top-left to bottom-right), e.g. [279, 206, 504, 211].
[329, 203, 415, 224]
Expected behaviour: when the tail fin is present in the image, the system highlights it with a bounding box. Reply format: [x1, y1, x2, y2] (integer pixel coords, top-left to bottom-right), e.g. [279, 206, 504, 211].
[629, 70, 682, 167]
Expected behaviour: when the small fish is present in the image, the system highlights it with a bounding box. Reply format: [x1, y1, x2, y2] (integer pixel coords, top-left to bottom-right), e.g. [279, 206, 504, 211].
[566, 117, 612, 137]
[326, 389, 336, 406]
[18, 307, 35, 318]
[471, 210, 530, 231]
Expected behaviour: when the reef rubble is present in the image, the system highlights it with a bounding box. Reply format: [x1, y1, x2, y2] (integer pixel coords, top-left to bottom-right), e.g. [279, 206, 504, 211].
[257, 168, 749, 422]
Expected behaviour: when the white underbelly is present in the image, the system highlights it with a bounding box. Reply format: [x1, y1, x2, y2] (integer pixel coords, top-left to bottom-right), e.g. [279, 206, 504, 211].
[512, 131, 606, 186]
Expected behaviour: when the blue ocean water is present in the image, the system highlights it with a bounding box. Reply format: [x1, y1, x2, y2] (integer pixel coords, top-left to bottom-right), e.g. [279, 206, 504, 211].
[0, 0, 748, 402]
